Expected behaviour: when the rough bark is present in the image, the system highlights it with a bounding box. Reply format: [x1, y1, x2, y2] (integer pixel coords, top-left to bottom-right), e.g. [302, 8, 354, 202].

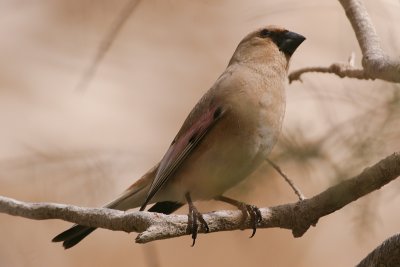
[289, 0, 400, 83]
[0, 152, 398, 244]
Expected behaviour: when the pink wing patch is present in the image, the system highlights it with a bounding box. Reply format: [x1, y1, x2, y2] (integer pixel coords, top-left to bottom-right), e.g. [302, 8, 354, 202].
[140, 105, 224, 210]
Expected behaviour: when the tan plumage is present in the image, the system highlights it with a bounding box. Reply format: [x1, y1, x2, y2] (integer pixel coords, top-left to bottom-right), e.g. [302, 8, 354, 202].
[53, 26, 305, 249]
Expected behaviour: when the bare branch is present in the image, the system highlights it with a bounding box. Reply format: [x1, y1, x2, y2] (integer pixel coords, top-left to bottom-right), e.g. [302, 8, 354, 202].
[289, 63, 371, 83]
[290, 0, 400, 83]
[356, 233, 400, 267]
[266, 158, 306, 201]
[0, 152, 399, 244]
[76, 0, 141, 91]
[338, 0, 400, 82]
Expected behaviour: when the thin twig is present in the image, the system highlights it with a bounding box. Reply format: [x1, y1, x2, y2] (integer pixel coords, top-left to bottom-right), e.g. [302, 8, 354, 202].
[289, 0, 400, 83]
[266, 158, 305, 200]
[1, 152, 398, 244]
[288, 63, 371, 83]
[76, 0, 142, 91]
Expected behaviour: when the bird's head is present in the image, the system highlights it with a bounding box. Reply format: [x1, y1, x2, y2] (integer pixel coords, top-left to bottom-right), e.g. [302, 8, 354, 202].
[229, 26, 305, 69]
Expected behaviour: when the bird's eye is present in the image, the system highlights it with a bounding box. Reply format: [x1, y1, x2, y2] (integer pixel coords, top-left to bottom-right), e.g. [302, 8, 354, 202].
[259, 29, 270, 38]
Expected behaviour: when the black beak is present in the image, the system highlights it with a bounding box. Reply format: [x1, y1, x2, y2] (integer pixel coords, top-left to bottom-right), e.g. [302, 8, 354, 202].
[278, 31, 305, 56]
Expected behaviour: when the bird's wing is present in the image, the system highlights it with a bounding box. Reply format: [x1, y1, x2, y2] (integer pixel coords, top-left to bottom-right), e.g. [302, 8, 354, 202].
[140, 102, 226, 210]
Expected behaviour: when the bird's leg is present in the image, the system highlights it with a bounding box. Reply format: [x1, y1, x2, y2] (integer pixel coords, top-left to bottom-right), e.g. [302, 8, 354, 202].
[185, 192, 209, 246]
[215, 195, 262, 238]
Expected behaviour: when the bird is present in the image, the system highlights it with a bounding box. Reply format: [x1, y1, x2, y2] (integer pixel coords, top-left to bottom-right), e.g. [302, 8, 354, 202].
[52, 25, 305, 249]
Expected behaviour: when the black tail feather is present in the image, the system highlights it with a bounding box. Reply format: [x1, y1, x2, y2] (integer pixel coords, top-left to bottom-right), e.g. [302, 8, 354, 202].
[148, 201, 184, 214]
[52, 225, 96, 249]
[52, 201, 183, 249]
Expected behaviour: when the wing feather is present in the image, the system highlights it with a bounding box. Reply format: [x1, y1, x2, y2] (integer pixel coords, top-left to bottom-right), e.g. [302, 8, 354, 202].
[140, 105, 225, 210]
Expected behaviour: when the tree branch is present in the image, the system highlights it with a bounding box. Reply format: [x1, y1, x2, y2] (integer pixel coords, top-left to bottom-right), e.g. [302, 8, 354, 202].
[289, 0, 400, 83]
[289, 63, 372, 83]
[266, 158, 306, 201]
[76, 0, 141, 91]
[0, 152, 399, 244]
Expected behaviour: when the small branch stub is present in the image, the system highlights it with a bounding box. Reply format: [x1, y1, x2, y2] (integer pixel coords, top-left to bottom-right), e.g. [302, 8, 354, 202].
[289, 0, 400, 83]
[0, 152, 398, 244]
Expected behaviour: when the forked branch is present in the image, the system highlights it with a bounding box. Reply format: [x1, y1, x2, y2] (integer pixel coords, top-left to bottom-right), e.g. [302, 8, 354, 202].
[289, 0, 400, 83]
[0, 153, 398, 244]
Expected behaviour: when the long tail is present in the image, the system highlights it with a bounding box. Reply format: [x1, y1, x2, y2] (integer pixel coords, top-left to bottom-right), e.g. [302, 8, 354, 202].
[52, 166, 156, 249]
[52, 182, 148, 249]
[52, 225, 97, 249]
[52, 200, 184, 249]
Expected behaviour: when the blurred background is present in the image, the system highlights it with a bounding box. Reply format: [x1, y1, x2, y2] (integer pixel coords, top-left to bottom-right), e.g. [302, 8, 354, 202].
[0, 0, 399, 266]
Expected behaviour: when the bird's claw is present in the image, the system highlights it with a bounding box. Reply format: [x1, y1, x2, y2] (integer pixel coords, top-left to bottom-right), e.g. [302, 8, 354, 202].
[187, 206, 209, 246]
[238, 203, 262, 238]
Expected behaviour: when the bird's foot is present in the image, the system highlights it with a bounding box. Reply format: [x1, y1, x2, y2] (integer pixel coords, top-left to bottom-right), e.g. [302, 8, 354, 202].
[185, 192, 209, 246]
[237, 203, 262, 237]
[215, 196, 262, 238]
